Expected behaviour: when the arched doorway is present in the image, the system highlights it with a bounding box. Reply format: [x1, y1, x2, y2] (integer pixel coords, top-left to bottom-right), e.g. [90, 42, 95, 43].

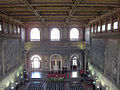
[30, 55, 41, 71]
[50, 54, 62, 71]
[70, 55, 80, 70]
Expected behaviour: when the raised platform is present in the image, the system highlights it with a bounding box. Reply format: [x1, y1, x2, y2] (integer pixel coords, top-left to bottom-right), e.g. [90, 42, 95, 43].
[29, 71, 82, 82]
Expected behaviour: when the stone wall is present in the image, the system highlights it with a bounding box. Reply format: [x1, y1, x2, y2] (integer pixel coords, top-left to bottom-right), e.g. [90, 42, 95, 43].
[4, 39, 20, 73]
[0, 38, 24, 89]
[25, 23, 84, 42]
[28, 51, 84, 71]
[89, 63, 119, 90]
[105, 39, 120, 83]
[91, 38, 105, 72]
[90, 37, 120, 88]
[0, 38, 23, 80]
[0, 39, 3, 77]
[0, 65, 23, 90]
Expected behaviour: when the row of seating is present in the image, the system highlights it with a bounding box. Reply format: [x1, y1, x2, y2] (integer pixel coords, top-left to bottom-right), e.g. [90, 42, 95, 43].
[26, 82, 84, 90]
[69, 82, 84, 90]
[27, 82, 43, 90]
[47, 83, 64, 90]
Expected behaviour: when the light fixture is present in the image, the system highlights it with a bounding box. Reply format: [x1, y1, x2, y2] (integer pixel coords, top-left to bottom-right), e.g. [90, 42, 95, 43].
[105, 85, 110, 90]
[20, 76, 23, 78]
[96, 86, 100, 88]
[88, 75, 91, 77]
[93, 81, 96, 84]
[95, 76, 99, 80]
[87, 69, 89, 72]
[95, 80, 100, 89]
[10, 86, 14, 89]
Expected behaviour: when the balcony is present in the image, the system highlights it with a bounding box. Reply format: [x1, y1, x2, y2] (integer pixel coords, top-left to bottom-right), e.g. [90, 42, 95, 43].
[24, 40, 86, 51]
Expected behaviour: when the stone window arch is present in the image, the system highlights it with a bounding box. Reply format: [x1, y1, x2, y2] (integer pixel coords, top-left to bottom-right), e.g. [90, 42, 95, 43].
[50, 28, 60, 41]
[70, 28, 79, 41]
[30, 28, 40, 41]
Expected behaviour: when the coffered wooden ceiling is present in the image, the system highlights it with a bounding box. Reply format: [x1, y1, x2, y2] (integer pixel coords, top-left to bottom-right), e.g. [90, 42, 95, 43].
[0, 0, 120, 25]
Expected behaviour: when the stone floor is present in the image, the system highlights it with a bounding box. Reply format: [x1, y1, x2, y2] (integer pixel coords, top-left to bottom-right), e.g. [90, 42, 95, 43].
[18, 71, 93, 90]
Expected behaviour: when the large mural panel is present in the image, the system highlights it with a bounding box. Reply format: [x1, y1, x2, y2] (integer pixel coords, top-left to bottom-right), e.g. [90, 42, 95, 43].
[0, 39, 3, 77]
[91, 38, 105, 72]
[4, 39, 20, 73]
[91, 38, 120, 85]
[106, 39, 120, 82]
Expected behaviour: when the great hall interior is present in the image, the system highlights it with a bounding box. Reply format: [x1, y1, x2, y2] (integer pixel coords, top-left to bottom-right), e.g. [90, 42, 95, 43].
[0, 0, 120, 90]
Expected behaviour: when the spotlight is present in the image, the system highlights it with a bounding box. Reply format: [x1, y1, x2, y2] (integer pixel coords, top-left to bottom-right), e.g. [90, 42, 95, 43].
[87, 69, 89, 72]
[97, 86, 100, 88]
[93, 81, 96, 84]
[10, 86, 14, 89]
[88, 75, 91, 77]
[24, 71, 26, 72]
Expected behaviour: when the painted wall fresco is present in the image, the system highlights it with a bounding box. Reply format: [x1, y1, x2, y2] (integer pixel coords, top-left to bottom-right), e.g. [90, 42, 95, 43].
[0, 39, 3, 77]
[91, 38, 120, 85]
[91, 38, 105, 72]
[4, 39, 20, 73]
[106, 39, 120, 82]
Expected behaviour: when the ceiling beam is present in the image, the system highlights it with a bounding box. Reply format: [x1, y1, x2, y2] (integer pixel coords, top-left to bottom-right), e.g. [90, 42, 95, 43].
[0, 2, 120, 8]
[19, 17, 93, 20]
[13, 16, 95, 19]
[66, 0, 83, 22]
[22, 0, 44, 22]
[8, 13, 98, 17]
[0, 8, 8, 15]
[3, 7, 111, 12]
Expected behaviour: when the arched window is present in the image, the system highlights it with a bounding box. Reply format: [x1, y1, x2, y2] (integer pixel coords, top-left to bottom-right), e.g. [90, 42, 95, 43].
[30, 55, 41, 69]
[50, 28, 60, 41]
[70, 28, 79, 41]
[72, 56, 77, 66]
[30, 28, 40, 41]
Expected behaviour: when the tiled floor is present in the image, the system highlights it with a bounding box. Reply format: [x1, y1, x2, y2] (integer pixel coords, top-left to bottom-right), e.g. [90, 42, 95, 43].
[18, 71, 93, 90]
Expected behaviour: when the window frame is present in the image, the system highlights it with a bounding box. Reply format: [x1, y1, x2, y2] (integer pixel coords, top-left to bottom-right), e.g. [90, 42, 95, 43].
[98, 26, 101, 32]
[30, 28, 40, 41]
[102, 24, 105, 32]
[69, 28, 80, 41]
[94, 25, 97, 33]
[0, 22, 2, 32]
[91, 26, 94, 33]
[113, 21, 118, 30]
[50, 28, 61, 41]
[107, 23, 111, 31]
[17, 26, 20, 34]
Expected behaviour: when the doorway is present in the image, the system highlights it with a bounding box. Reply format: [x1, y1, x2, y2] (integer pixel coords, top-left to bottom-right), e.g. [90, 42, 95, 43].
[50, 54, 62, 71]
[30, 55, 41, 71]
[70, 55, 80, 70]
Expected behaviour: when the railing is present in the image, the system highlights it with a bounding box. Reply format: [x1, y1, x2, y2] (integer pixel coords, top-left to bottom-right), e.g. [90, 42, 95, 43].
[70, 38, 79, 41]
[50, 39, 60, 41]
[31, 39, 40, 41]
[47, 74, 69, 78]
